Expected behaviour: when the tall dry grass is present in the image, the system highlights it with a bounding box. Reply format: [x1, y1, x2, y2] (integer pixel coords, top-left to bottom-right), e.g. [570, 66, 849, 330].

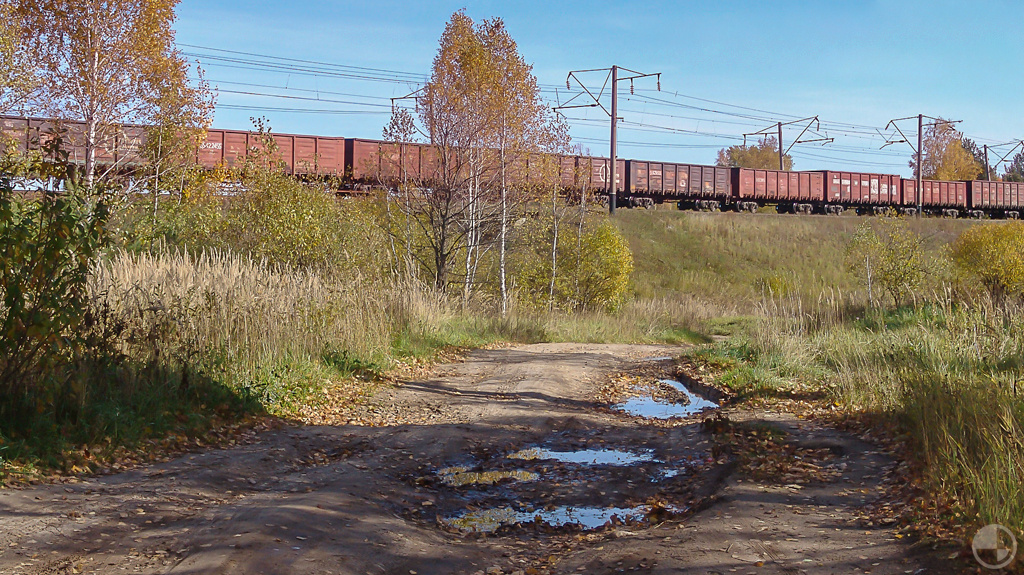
[622, 210, 1021, 532]
[702, 290, 1024, 533]
[91, 249, 393, 366]
[86, 247, 718, 409]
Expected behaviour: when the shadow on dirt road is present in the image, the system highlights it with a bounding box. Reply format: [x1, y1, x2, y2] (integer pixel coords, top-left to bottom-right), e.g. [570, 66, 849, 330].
[0, 343, 931, 574]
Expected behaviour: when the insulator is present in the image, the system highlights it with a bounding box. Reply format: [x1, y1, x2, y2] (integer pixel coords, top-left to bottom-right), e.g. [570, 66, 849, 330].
[630, 81, 634, 95]
[566, 79, 571, 90]
[657, 79, 661, 91]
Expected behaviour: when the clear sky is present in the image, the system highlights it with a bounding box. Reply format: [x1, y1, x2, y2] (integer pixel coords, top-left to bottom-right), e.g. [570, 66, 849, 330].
[174, 1, 1024, 177]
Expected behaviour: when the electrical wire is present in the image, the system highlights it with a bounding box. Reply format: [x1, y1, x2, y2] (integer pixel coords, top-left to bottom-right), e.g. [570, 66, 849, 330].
[215, 88, 394, 108]
[185, 43, 1018, 172]
[181, 43, 426, 82]
[199, 78, 397, 102]
[217, 104, 389, 115]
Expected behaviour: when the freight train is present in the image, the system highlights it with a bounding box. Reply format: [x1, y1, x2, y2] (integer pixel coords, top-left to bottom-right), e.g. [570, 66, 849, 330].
[3, 115, 1022, 218]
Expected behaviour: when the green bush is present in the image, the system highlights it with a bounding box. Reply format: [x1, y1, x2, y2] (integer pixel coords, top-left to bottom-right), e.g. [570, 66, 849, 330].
[845, 217, 925, 306]
[0, 145, 259, 475]
[0, 148, 107, 418]
[224, 170, 348, 268]
[121, 124, 377, 273]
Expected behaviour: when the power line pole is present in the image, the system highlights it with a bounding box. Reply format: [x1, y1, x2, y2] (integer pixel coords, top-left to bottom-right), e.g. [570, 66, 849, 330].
[982, 140, 1024, 181]
[917, 114, 923, 217]
[556, 65, 661, 214]
[777, 122, 783, 170]
[881, 114, 961, 217]
[610, 66, 618, 214]
[743, 116, 832, 171]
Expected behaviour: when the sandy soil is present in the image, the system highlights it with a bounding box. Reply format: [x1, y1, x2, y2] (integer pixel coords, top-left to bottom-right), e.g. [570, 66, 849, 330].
[0, 343, 938, 574]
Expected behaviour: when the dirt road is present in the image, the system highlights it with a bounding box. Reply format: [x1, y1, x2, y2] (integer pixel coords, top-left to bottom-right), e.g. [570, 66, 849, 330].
[0, 343, 933, 574]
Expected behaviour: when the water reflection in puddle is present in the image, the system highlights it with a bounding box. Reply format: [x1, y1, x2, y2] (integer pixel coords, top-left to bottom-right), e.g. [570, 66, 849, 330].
[613, 379, 718, 419]
[640, 356, 675, 362]
[438, 466, 539, 487]
[444, 505, 675, 533]
[508, 447, 655, 466]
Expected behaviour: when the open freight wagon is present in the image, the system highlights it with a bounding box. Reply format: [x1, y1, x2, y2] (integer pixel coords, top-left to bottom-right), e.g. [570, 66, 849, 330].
[623, 159, 730, 210]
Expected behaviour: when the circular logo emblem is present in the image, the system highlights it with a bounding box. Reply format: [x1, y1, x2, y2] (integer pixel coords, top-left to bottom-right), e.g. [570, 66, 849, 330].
[972, 524, 1017, 570]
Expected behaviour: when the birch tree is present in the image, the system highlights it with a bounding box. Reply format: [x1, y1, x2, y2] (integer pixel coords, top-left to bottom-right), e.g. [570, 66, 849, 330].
[480, 17, 567, 313]
[415, 10, 495, 293]
[382, 107, 419, 279]
[412, 10, 566, 301]
[846, 219, 925, 307]
[0, 3, 37, 116]
[17, 0, 213, 187]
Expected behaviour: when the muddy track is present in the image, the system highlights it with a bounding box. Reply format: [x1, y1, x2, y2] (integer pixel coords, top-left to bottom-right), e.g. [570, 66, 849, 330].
[0, 343, 933, 574]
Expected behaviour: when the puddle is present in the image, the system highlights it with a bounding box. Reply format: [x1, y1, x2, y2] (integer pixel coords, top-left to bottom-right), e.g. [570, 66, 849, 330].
[614, 379, 718, 419]
[443, 504, 680, 533]
[438, 466, 539, 487]
[433, 378, 715, 535]
[640, 356, 674, 362]
[508, 447, 656, 466]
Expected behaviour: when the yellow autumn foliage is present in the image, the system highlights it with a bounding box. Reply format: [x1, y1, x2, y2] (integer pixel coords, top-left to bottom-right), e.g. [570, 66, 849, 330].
[950, 221, 1024, 297]
[516, 218, 633, 312]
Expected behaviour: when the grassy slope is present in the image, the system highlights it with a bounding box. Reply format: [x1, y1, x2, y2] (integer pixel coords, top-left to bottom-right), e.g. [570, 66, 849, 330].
[615, 209, 974, 306]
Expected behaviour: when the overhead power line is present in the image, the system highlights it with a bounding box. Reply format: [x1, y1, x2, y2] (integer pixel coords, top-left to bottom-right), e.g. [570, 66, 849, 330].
[556, 65, 661, 214]
[184, 43, 1020, 174]
[217, 104, 390, 115]
[744, 116, 834, 170]
[215, 88, 393, 108]
[197, 77, 396, 102]
[180, 43, 426, 81]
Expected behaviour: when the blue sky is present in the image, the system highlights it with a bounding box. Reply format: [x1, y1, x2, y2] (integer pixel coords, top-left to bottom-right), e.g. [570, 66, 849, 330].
[175, 1, 1024, 177]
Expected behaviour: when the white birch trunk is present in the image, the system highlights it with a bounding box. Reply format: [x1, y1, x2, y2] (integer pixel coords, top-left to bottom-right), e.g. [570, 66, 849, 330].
[85, 45, 99, 189]
[499, 122, 508, 315]
[574, 182, 587, 309]
[549, 182, 559, 312]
